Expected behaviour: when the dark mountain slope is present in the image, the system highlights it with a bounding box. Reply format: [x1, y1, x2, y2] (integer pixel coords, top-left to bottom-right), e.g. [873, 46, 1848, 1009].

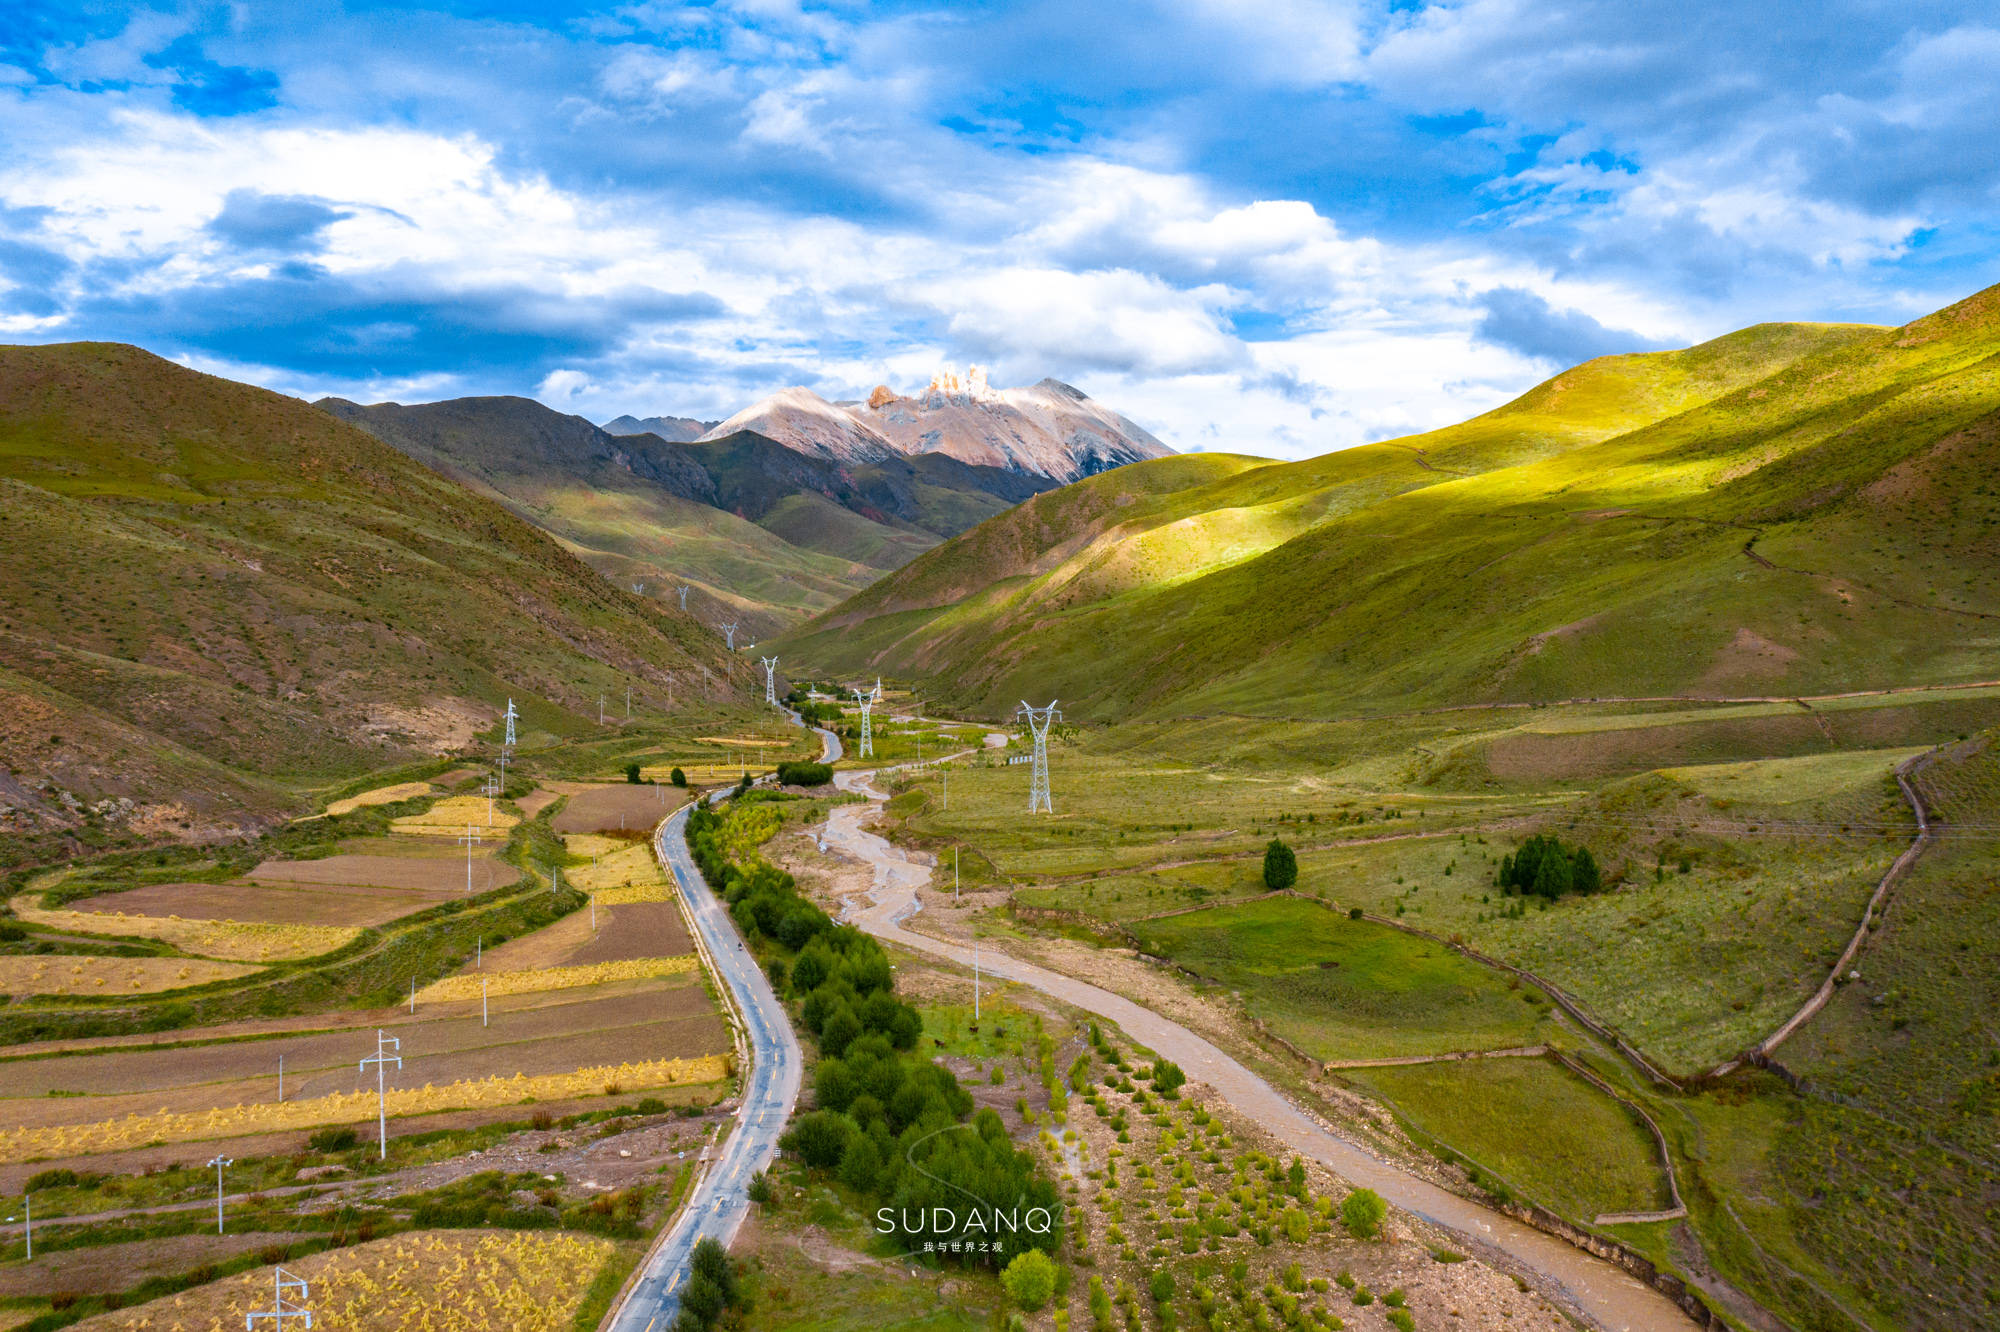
[0, 343, 737, 863]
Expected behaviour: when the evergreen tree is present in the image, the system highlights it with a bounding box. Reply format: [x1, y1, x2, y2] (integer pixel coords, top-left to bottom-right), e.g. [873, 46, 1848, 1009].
[1531, 844, 1572, 898]
[1263, 838, 1298, 891]
[1571, 846, 1601, 895]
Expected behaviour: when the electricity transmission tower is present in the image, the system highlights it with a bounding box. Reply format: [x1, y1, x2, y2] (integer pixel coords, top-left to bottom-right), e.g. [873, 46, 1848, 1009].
[1018, 700, 1061, 814]
[853, 681, 880, 759]
[761, 657, 779, 705]
[246, 1267, 314, 1328]
[358, 1030, 402, 1160]
[502, 698, 518, 748]
[716, 621, 738, 650]
[677, 585, 690, 611]
[631, 580, 647, 595]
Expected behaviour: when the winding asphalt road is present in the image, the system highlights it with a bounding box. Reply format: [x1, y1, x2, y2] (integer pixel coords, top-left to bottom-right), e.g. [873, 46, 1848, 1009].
[825, 756, 1696, 1332]
[607, 716, 838, 1331]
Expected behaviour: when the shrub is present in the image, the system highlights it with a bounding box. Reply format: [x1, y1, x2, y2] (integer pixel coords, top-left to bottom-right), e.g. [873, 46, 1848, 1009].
[1152, 1059, 1186, 1098]
[746, 1170, 773, 1204]
[670, 767, 687, 787]
[1263, 839, 1298, 891]
[625, 762, 642, 784]
[1003, 1248, 1059, 1311]
[1340, 1188, 1385, 1239]
[309, 1126, 360, 1153]
[1386, 1310, 1414, 1332]
[1348, 907, 1363, 920]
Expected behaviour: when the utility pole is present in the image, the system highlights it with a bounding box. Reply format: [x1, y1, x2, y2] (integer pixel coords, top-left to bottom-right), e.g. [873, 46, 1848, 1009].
[625, 685, 632, 720]
[599, 693, 606, 725]
[954, 847, 960, 904]
[761, 656, 779, 706]
[278, 1054, 284, 1104]
[208, 1155, 232, 1233]
[973, 932, 981, 1020]
[1018, 700, 1061, 814]
[943, 764, 948, 810]
[359, 1030, 402, 1161]
[247, 1267, 313, 1328]
[457, 825, 482, 893]
[482, 976, 489, 1028]
[483, 774, 498, 825]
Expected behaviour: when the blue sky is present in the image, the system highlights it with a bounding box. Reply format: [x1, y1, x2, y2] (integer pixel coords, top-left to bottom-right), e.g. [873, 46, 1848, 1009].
[3, 1, 1997, 457]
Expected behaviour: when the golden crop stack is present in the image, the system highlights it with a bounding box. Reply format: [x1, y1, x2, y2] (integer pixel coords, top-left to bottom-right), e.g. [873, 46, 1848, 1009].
[0, 954, 257, 995]
[0, 1055, 731, 1161]
[324, 780, 436, 817]
[68, 1230, 615, 1331]
[392, 795, 519, 837]
[593, 883, 672, 905]
[9, 899, 359, 962]
[416, 956, 697, 1003]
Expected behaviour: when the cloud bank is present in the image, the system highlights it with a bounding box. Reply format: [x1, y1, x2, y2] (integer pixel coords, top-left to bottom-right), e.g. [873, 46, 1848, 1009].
[1, 1, 1993, 458]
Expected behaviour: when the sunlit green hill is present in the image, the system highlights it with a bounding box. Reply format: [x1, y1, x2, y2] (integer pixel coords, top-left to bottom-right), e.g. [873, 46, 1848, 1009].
[778, 290, 2000, 721]
[0, 344, 739, 861]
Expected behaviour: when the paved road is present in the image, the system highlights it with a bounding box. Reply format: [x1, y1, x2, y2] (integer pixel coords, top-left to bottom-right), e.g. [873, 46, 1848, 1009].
[825, 762, 1696, 1332]
[608, 715, 838, 1332]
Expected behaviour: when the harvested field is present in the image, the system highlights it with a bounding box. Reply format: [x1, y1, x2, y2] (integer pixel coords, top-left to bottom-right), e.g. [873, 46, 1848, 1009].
[693, 735, 790, 747]
[4, 986, 723, 1103]
[67, 1230, 616, 1332]
[391, 794, 518, 837]
[0, 1232, 317, 1298]
[568, 837, 665, 892]
[417, 956, 697, 1003]
[0, 1054, 729, 1160]
[60, 880, 436, 927]
[475, 898, 690, 970]
[0, 954, 256, 995]
[248, 852, 517, 894]
[593, 883, 670, 905]
[514, 787, 561, 818]
[550, 783, 685, 834]
[324, 780, 433, 817]
[3, 899, 356, 963]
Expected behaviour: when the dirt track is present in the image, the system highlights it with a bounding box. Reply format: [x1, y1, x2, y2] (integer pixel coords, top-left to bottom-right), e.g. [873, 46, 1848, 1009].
[824, 767, 1696, 1332]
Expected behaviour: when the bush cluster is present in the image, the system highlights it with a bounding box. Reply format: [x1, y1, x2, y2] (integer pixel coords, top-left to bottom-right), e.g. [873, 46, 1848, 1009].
[684, 803, 1060, 1268]
[1497, 834, 1601, 898]
[774, 760, 833, 787]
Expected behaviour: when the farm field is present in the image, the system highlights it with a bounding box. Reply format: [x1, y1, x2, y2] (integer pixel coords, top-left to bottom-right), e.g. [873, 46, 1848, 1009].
[322, 780, 438, 817]
[390, 795, 519, 838]
[39, 880, 436, 928]
[1339, 1057, 1670, 1223]
[548, 782, 687, 834]
[0, 954, 257, 995]
[65, 1230, 615, 1331]
[1125, 896, 1561, 1061]
[247, 849, 517, 895]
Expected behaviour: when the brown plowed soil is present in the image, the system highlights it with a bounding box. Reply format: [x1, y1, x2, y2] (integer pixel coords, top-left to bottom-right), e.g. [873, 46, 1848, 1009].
[472, 899, 691, 972]
[65, 881, 436, 927]
[550, 783, 686, 834]
[248, 853, 518, 894]
[1, 984, 726, 1130]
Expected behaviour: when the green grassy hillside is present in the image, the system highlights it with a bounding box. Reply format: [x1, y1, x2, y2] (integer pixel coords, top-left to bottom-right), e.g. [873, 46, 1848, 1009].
[0, 344, 744, 864]
[776, 303, 2000, 720]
